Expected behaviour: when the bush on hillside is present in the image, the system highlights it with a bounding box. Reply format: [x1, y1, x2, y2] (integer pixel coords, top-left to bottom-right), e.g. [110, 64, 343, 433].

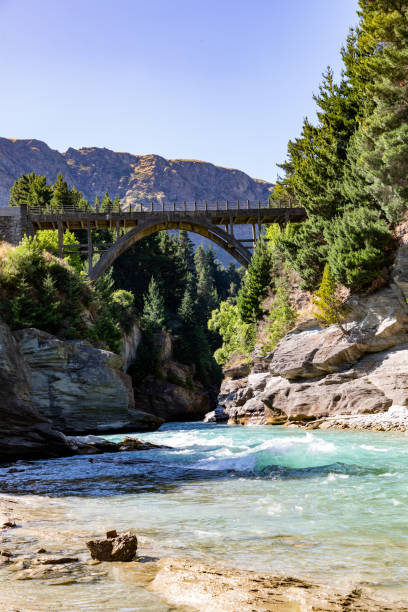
[0, 240, 136, 353]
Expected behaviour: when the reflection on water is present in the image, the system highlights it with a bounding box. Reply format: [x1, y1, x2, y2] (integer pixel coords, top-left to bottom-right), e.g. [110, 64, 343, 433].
[1, 422, 408, 608]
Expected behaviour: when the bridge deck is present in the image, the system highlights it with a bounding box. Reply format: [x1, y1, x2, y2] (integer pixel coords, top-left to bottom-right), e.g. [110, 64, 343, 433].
[27, 203, 306, 231]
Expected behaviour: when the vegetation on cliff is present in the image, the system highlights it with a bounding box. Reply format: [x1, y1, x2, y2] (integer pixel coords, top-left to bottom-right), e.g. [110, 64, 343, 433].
[0, 239, 135, 353]
[211, 0, 408, 366]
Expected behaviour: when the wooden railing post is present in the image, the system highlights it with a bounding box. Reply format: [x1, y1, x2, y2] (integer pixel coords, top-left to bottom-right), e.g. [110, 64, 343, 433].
[194, 201, 197, 211]
[216, 200, 219, 211]
[173, 202, 176, 212]
[205, 200, 208, 212]
[151, 201, 154, 212]
[87, 219, 93, 275]
[247, 200, 250, 209]
[184, 201, 187, 212]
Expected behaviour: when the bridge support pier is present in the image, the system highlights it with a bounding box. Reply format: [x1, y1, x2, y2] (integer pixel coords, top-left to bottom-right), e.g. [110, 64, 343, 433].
[57, 221, 63, 258]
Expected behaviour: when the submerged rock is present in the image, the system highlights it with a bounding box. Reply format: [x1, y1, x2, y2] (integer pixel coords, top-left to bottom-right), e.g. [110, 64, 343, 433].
[86, 531, 138, 562]
[118, 437, 170, 451]
[150, 557, 399, 612]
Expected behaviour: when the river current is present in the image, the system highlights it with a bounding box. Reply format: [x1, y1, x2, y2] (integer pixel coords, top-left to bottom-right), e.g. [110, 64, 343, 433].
[1, 422, 408, 610]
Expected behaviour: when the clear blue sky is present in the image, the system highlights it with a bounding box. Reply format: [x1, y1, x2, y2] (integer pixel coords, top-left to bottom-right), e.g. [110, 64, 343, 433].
[0, 0, 358, 182]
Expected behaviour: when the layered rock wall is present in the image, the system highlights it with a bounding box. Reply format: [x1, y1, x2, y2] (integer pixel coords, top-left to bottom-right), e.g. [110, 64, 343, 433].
[15, 328, 162, 435]
[210, 276, 408, 431]
[0, 320, 162, 461]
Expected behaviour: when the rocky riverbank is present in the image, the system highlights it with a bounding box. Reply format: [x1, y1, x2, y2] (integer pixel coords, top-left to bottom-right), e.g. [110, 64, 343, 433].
[206, 240, 408, 432]
[0, 494, 405, 612]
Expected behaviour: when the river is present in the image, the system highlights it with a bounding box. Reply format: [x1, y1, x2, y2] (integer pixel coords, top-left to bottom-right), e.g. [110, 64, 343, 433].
[0, 422, 407, 610]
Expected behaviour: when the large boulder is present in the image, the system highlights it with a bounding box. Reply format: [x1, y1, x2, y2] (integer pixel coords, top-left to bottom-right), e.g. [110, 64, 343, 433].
[15, 328, 162, 435]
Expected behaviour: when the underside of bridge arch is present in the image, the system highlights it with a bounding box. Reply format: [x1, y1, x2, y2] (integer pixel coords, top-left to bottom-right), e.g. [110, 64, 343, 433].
[89, 216, 252, 281]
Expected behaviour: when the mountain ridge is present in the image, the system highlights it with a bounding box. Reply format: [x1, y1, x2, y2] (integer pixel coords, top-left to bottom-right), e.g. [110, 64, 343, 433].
[0, 137, 274, 207]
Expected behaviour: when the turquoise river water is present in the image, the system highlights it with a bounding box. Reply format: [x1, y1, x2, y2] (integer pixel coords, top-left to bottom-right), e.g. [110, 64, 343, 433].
[0, 422, 408, 610]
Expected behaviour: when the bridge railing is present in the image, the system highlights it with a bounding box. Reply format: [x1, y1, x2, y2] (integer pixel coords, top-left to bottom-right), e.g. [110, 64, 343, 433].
[26, 199, 300, 215]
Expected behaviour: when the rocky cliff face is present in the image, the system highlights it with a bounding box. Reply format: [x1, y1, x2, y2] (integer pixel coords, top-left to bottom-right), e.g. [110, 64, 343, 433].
[0, 321, 162, 461]
[207, 242, 408, 432]
[133, 333, 212, 422]
[0, 138, 273, 206]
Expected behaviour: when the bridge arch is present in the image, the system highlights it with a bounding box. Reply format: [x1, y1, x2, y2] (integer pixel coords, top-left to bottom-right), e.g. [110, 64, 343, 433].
[89, 215, 252, 281]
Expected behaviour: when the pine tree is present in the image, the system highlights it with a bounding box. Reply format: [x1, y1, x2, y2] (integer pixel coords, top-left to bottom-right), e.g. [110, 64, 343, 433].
[101, 192, 113, 212]
[178, 272, 197, 325]
[346, 1, 408, 222]
[50, 172, 71, 210]
[237, 237, 271, 322]
[325, 207, 392, 290]
[194, 244, 219, 324]
[313, 264, 348, 335]
[9, 174, 31, 206]
[140, 276, 166, 332]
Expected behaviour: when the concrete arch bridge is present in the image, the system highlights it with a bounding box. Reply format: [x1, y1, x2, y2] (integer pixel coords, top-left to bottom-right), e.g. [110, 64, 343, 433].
[0, 201, 307, 280]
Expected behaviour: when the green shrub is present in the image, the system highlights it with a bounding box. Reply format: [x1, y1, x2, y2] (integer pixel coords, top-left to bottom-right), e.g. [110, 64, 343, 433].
[208, 301, 256, 365]
[313, 263, 349, 335]
[263, 285, 297, 353]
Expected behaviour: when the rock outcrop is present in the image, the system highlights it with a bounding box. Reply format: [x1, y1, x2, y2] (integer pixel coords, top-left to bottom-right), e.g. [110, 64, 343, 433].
[0, 319, 162, 461]
[15, 328, 162, 435]
[209, 278, 408, 430]
[0, 138, 274, 207]
[0, 318, 74, 462]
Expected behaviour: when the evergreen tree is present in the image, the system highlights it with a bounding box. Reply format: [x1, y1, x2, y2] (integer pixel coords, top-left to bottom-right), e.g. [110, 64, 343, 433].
[50, 172, 71, 210]
[9, 172, 52, 208]
[9, 174, 31, 206]
[101, 192, 113, 212]
[274, 67, 361, 219]
[178, 271, 197, 325]
[237, 237, 271, 322]
[325, 208, 393, 290]
[346, 1, 408, 222]
[140, 276, 166, 332]
[194, 244, 218, 325]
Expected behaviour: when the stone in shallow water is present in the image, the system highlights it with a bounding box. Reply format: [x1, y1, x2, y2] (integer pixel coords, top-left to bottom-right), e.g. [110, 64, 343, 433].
[86, 532, 138, 562]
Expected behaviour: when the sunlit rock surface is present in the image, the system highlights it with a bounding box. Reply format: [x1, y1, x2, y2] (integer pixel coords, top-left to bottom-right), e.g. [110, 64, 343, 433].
[210, 253, 408, 430]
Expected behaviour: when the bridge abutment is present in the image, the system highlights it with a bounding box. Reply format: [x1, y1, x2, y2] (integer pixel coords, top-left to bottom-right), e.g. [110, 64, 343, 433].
[0, 205, 33, 245]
